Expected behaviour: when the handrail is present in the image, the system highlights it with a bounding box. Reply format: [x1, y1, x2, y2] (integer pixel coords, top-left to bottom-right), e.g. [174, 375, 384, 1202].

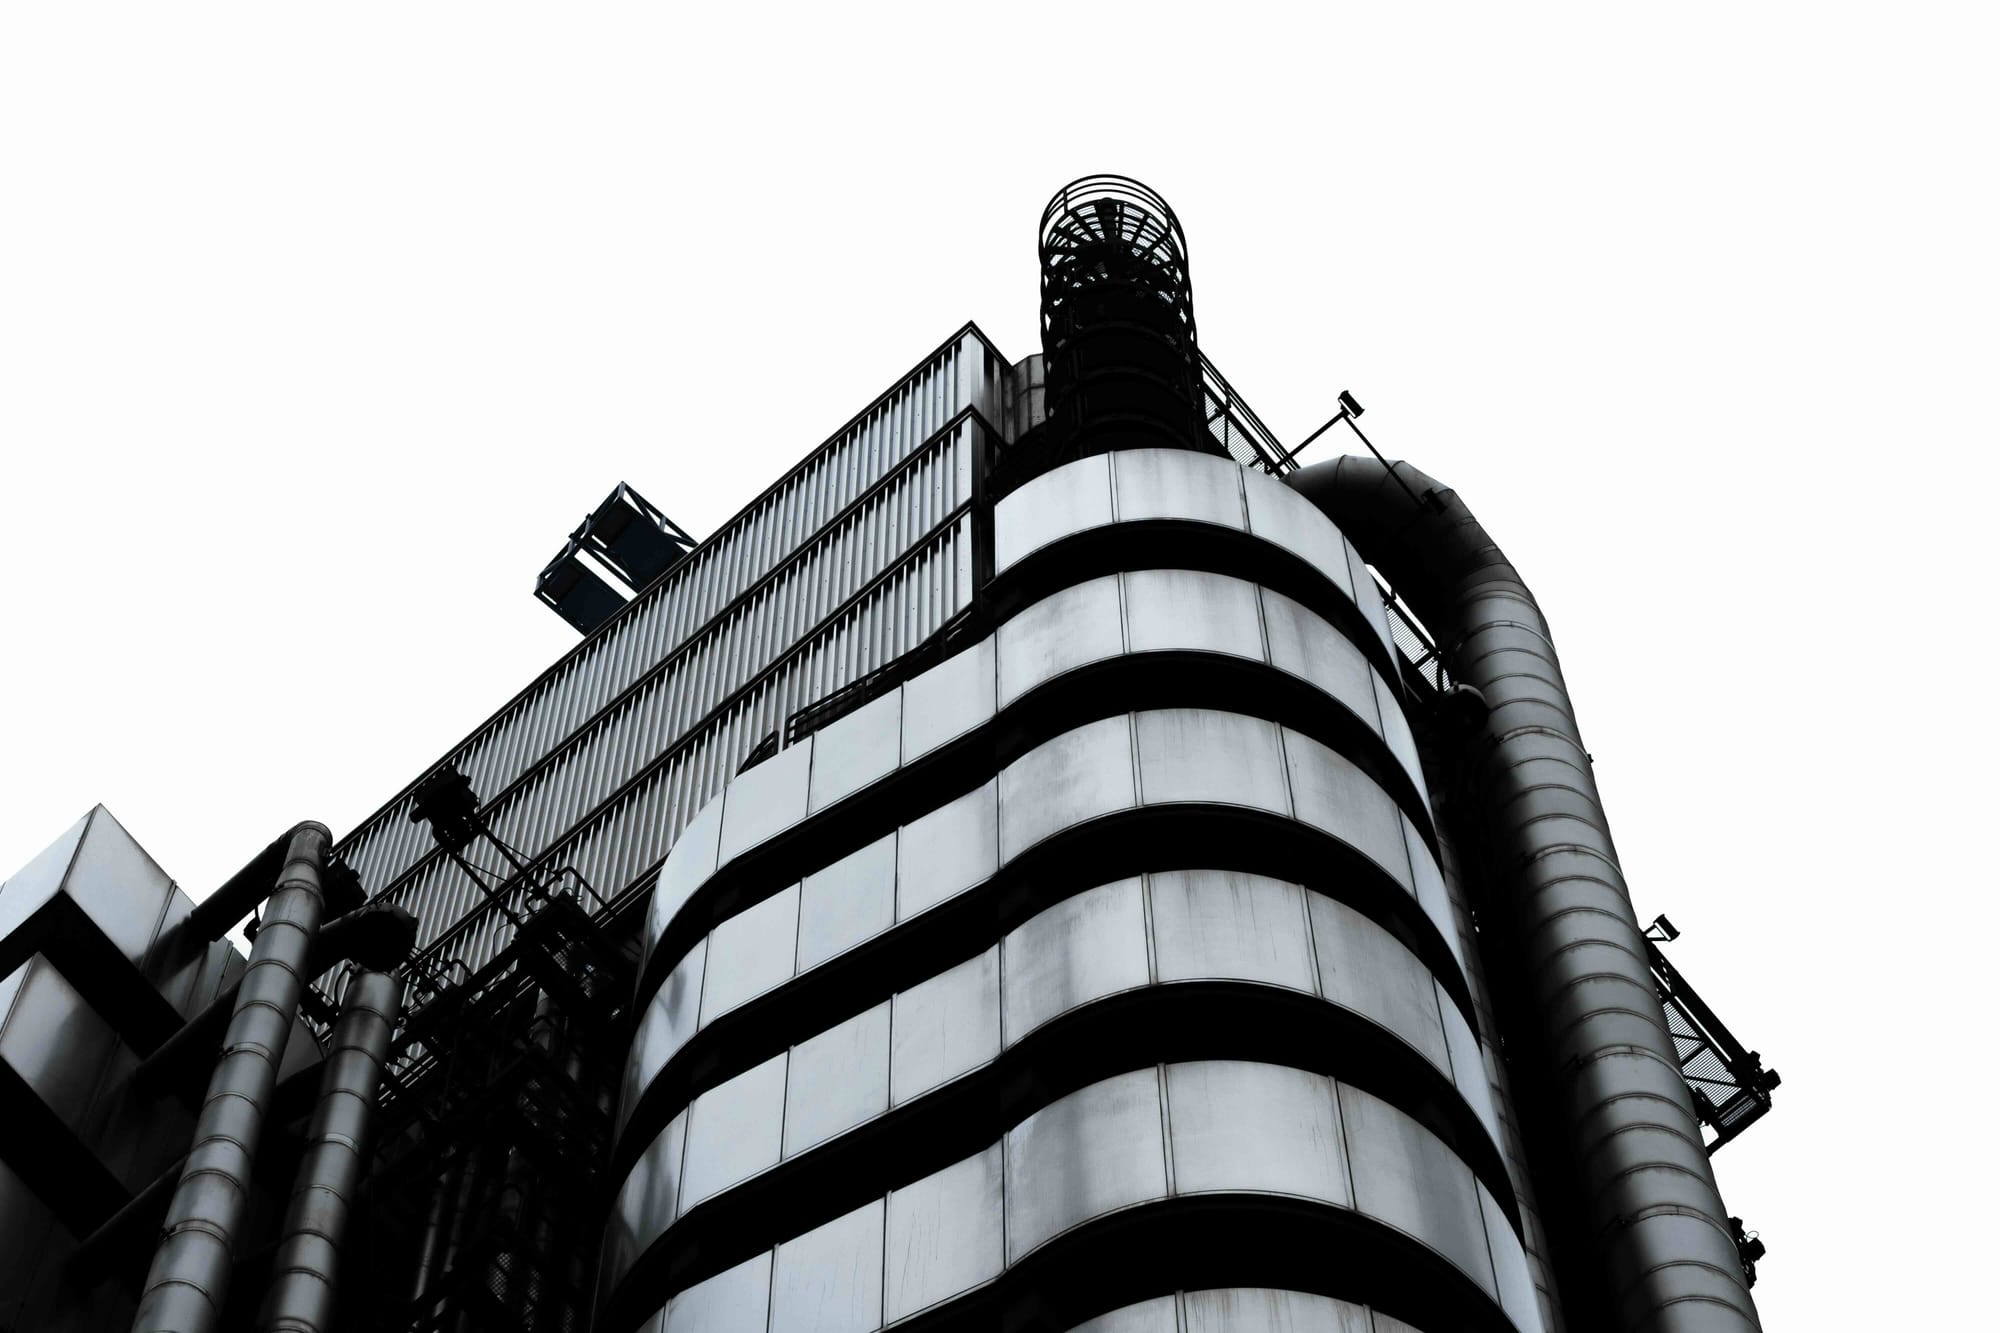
[1196, 352, 1294, 475]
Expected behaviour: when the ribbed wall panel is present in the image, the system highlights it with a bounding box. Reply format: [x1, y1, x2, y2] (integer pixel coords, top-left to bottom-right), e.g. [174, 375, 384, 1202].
[366, 426, 972, 898]
[335, 331, 998, 899]
[391, 516, 975, 974]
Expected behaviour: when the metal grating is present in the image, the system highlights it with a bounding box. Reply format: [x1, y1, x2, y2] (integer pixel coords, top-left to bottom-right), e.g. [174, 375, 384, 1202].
[1379, 583, 1453, 695]
[1646, 933, 1780, 1154]
[1198, 352, 1294, 475]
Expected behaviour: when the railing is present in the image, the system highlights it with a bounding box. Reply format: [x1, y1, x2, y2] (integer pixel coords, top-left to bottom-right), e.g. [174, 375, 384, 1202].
[1376, 577, 1452, 695]
[1645, 927, 1781, 1154]
[1198, 358, 1455, 701]
[1197, 352, 1294, 475]
[360, 879, 629, 1333]
[734, 606, 988, 772]
[383, 861, 616, 1093]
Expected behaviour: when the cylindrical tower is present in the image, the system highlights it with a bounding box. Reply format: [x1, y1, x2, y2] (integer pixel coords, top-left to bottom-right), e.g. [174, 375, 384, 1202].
[1039, 175, 1209, 460]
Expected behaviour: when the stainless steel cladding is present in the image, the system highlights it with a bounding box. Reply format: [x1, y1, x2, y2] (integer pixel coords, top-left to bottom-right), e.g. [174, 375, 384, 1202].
[1, 807, 252, 1332]
[255, 968, 406, 1333]
[632, 1067, 1536, 1333]
[601, 451, 1553, 1333]
[1075, 1288, 1439, 1333]
[3, 171, 1769, 1333]
[1287, 457, 1760, 1332]
[134, 823, 334, 1333]
[336, 330, 1005, 975]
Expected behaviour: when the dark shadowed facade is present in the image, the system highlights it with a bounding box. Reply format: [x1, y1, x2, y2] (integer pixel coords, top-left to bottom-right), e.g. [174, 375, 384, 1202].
[1, 177, 1774, 1333]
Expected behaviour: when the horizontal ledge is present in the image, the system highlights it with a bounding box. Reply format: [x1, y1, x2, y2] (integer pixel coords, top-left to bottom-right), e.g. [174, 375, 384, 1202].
[631, 795, 1476, 1127]
[638, 651, 1446, 1020]
[607, 1173, 1518, 1333]
[608, 987, 1520, 1318]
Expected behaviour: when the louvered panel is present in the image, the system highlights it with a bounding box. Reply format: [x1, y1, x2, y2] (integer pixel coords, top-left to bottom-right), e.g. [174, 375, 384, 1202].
[393, 517, 973, 978]
[338, 391, 983, 895]
[478, 434, 971, 860]
[335, 333, 986, 892]
[403, 493, 971, 915]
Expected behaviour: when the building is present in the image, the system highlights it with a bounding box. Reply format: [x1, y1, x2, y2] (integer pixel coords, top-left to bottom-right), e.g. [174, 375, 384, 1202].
[0, 177, 1777, 1333]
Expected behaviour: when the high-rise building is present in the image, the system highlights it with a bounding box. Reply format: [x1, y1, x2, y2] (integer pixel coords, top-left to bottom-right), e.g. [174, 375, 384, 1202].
[1, 177, 1776, 1333]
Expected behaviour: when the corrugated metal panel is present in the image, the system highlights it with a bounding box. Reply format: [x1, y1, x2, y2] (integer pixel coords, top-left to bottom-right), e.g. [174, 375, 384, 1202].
[336, 330, 1001, 898]
[395, 514, 976, 974]
[348, 421, 976, 899]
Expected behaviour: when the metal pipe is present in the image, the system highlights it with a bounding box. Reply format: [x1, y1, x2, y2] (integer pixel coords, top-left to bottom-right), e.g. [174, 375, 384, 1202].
[255, 968, 406, 1333]
[183, 830, 294, 941]
[1287, 457, 1761, 1333]
[405, 1156, 459, 1305]
[132, 822, 334, 1333]
[184, 834, 361, 943]
[436, 1141, 499, 1333]
[497, 991, 560, 1319]
[68, 905, 419, 1291]
[135, 904, 418, 1098]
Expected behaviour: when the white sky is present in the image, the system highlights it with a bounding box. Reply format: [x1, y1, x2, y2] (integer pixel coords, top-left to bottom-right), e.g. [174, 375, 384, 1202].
[2, 5, 1993, 1324]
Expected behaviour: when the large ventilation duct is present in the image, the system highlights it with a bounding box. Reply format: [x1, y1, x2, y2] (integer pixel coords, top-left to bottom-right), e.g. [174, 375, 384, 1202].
[1287, 457, 1761, 1333]
[1038, 175, 1207, 462]
[65, 903, 420, 1292]
[256, 967, 407, 1333]
[184, 825, 361, 942]
[132, 822, 336, 1333]
[133, 902, 418, 1100]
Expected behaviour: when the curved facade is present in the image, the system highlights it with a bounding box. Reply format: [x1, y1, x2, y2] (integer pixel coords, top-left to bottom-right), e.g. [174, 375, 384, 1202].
[604, 451, 1558, 1333]
[2, 178, 1766, 1333]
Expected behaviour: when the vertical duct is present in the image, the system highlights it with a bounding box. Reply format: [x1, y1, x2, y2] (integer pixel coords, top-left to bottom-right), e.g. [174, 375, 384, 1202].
[1287, 457, 1761, 1332]
[255, 967, 406, 1333]
[405, 1159, 459, 1307]
[1038, 175, 1209, 462]
[133, 822, 334, 1333]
